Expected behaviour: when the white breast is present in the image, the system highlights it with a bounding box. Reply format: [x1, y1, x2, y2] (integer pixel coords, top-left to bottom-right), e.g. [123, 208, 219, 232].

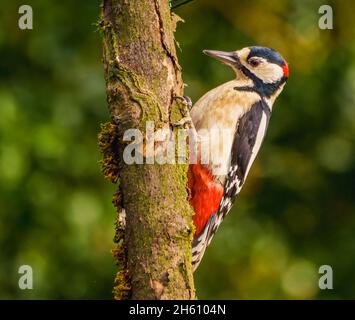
[190, 80, 260, 179]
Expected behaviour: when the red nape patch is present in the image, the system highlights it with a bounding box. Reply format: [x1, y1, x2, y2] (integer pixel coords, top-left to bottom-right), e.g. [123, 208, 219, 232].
[282, 63, 289, 78]
[188, 164, 224, 236]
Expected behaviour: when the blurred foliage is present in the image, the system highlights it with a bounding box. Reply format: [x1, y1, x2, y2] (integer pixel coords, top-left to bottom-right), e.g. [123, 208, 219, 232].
[0, 0, 354, 299]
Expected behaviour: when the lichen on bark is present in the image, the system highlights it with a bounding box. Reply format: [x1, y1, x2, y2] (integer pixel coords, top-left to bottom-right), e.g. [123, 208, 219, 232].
[99, 0, 195, 299]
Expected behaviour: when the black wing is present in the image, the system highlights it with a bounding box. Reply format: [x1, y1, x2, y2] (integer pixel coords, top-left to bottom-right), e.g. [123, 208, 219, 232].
[215, 100, 271, 226]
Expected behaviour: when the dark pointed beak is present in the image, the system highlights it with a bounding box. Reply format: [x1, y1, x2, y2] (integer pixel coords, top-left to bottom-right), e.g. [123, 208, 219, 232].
[203, 50, 239, 66]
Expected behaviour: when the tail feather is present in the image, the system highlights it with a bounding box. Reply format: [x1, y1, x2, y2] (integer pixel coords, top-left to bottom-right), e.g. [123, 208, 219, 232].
[191, 213, 217, 271]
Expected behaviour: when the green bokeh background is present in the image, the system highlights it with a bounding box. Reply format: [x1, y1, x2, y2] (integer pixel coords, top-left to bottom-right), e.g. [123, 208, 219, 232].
[0, 0, 354, 299]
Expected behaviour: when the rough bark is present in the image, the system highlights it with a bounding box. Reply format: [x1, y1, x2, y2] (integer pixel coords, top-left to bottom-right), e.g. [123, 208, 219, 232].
[99, 0, 195, 300]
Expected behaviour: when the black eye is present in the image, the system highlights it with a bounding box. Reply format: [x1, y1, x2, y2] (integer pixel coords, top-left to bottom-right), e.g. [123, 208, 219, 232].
[248, 59, 260, 67]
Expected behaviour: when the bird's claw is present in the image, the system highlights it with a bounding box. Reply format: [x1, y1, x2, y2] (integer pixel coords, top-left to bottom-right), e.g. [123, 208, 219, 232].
[173, 95, 193, 109]
[172, 95, 193, 126]
[171, 116, 193, 127]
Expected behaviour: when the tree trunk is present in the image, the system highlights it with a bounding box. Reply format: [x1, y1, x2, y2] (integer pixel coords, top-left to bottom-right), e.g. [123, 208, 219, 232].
[99, 0, 195, 300]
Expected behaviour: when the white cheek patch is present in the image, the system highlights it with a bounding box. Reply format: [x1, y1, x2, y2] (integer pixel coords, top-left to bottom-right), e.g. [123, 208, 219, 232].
[249, 63, 284, 83]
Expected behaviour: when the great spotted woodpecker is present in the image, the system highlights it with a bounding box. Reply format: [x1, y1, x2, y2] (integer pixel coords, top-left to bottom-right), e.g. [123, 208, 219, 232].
[186, 46, 289, 271]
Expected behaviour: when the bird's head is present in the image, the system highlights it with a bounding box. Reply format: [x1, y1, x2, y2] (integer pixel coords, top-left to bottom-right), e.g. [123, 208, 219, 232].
[204, 46, 288, 96]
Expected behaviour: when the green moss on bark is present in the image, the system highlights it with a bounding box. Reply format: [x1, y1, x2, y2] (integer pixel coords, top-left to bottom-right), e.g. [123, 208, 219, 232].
[98, 122, 120, 184]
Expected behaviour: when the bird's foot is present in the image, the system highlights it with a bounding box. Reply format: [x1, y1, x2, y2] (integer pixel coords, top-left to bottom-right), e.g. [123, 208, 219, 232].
[171, 95, 200, 160]
[171, 116, 193, 127]
[172, 95, 194, 128]
[173, 95, 193, 109]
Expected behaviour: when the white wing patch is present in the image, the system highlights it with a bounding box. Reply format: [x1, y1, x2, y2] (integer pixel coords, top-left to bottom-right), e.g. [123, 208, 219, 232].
[244, 110, 268, 178]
